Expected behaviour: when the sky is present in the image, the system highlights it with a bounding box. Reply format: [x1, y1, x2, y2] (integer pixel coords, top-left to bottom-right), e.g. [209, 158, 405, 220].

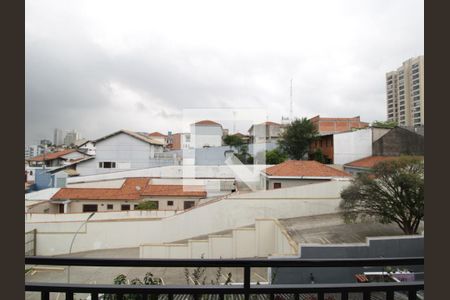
[25, 0, 424, 145]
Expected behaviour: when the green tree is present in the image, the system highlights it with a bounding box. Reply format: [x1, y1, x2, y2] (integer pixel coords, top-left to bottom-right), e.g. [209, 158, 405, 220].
[235, 144, 253, 164]
[223, 135, 244, 148]
[278, 118, 319, 160]
[265, 148, 288, 165]
[372, 120, 397, 129]
[340, 156, 424, 235]
[135, 201, 158, 210]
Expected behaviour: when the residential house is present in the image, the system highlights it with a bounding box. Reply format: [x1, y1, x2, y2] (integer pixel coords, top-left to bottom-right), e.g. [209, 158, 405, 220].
[228, 132, 250, 144]
[372, 126, 424, 156]
[309, 127, 391, 165]
[35, 177, 207, 213]
[27, 149, 90, 167]
[190, 120, 224, 148]
[261, 160, 351, 190]
[248, 121, 282, 144]
[343, 156, 401, 175]
[74, 130, 170, 176]
[169, 133, 191, 150]
[148, 132, 169, 146]
[74, 139, 96, 156]
[309, 115, 369, 135]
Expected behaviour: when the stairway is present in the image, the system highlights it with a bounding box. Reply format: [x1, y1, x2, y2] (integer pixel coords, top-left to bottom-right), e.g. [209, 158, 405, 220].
[139, 218, 298, 258]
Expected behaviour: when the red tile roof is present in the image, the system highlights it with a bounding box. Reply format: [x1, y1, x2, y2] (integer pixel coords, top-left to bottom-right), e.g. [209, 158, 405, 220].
[51, 178, 207, 200]
[28, 149, 77, 162]
[193, 120, 222, 127]
[51, 178, 150, 201]
[344, 156, 400, 169]
[142, 185, 207, 197]
[148, 132, 167, 137]
[263, 160, 351, 178]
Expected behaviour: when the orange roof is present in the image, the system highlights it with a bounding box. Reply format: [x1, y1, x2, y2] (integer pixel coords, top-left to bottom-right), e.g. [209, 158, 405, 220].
[148, 132, 167, 137]
[142, 185, 207, 197]
[344, 156, 400, 169]
[193, 120, 222, 127]
[263, 160, 351, 178]
[51, 178, 150, 201]
[28, 149, 77, 162]
[51, 178, 207, 200]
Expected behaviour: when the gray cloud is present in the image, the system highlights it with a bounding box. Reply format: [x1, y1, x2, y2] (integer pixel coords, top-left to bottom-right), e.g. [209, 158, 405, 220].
[25, 0, 423, 144]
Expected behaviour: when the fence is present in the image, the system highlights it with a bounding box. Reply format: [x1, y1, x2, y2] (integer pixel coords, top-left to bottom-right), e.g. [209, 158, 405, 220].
[25, 256, 424, 300]
[25, 229, 36, 256]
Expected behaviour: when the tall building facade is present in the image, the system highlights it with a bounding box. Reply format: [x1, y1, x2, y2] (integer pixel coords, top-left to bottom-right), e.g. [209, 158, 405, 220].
[53, 128, 65, 146]
[386, 55, 424, 127]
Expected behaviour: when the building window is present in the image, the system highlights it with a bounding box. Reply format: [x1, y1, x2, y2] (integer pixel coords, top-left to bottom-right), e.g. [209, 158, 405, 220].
[121, 204, 130, 211]
[134, 204, 139, 210]
[82, 204, 98, 212]
[99, 162, 116, 169]
[184, 201, 195, 210]
[273, 182, 282, 189]
[107, 204, 113, 210]
[412, 74, 419, 80]
[167, 201, 174, 206]
[413, 85, 420, 90]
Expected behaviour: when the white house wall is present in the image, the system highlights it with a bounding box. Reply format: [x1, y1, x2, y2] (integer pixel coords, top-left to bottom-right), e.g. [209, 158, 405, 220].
[333, 128, 373, 165]
[27, 181, 350, 256]
[76, 133, 166, 176]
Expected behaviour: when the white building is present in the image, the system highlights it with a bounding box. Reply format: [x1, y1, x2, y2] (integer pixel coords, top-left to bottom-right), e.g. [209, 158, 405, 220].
[332, 127, 390, 165]
[75, 130, 167, 176]
[248, 121, 282, 144]
[190, 120, 223, 148]
[74, 139, 96, 156]
[25, 145, 45, 159]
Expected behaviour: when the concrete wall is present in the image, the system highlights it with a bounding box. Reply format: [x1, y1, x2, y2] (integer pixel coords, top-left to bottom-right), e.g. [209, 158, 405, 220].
[272, 236, 424, 284]
[27, 181, 350, 255]
[372, 127, 425, 156]
[265, 178, 330, 190]
[333, 128, 372, 165]
[26, 210, 176, 222]
[190, 125, 223, 148]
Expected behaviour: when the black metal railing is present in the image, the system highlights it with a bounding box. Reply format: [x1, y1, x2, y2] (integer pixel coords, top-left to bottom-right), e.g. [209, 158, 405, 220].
[25, 256, 424, 300]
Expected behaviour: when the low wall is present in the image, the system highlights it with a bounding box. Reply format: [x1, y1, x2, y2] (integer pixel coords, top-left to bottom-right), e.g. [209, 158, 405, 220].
[27, 181, 350, 256]
[25, 210, 177, 223]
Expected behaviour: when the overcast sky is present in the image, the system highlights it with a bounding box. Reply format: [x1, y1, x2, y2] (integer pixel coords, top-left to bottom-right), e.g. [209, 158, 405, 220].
[25, 0, 424, 144]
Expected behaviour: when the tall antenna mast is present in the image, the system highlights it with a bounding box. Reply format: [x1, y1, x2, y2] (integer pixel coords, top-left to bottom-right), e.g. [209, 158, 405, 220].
[289, 78, 293, 121]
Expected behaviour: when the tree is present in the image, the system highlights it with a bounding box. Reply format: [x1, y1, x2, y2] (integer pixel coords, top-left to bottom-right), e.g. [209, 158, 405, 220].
[340, 156, 424, 235]
[235, 144, 253, 164]
[135, 201, 158, 210]
[278, 118, 318, 160]
[372, 120, 397, 129]
[265, 148, 288, 165]
[310, 148, 328, 164]
[223, 135, 244, 148]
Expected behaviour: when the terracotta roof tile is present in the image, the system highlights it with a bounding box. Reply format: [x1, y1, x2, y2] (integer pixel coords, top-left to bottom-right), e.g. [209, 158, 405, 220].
[344, 156, 400, 169]
[263, 160, 351, 177]
[142, 185, 207, 197]
[51, 177, 150, 201]
[28, 149, 77, 162]
[148, 132, 167, 137]
[51, 178, 207, 200]
[193, 120, 222, 127]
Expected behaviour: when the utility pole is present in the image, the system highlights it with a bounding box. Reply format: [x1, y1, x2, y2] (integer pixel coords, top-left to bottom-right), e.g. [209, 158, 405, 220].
[289, 78, 293, 122]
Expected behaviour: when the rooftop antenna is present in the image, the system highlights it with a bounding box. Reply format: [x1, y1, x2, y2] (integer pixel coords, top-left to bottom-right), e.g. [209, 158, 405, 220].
[289, 78, 293, 121]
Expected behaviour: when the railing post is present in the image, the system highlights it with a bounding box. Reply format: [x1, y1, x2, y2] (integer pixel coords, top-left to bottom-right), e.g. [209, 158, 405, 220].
[244, 266, 251, 300]
[33, 229, 37, 256]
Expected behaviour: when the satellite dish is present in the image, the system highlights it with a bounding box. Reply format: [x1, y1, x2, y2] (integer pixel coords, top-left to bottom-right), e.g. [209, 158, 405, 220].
[135, 186, 141, 191]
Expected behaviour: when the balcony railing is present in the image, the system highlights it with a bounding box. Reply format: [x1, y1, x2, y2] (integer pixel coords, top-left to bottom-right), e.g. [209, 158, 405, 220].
[25, 256, 424, 300]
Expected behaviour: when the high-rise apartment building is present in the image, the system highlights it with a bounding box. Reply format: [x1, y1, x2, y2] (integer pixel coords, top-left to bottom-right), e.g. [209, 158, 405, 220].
[386, 55, 424, 127]
[53, 128, 65, 146]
